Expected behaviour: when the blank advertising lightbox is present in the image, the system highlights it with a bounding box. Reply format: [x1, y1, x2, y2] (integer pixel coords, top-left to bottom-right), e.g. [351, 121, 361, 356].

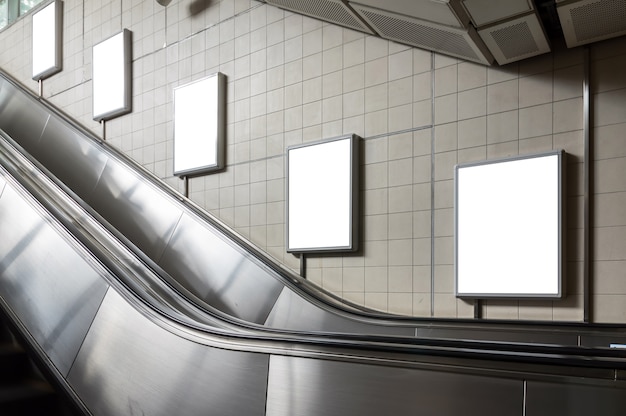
[455, 151, 565, 298]
[287, 135, 359, 253]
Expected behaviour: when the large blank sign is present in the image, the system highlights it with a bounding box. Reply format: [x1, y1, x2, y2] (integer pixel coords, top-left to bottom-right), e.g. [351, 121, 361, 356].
[32, 0, 63, 80]
[287, 135, 359, 253]
[455, 151, 564, 298]
[173, 73, 225, 176]
[92, 30, 132, 121]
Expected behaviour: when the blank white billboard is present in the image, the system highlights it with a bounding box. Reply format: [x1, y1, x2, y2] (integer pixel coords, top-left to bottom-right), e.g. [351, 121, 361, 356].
[92, 30, 132, 121]
[173, 73, 225, 176]
[32, 0, 63, 80]
[287, 135, 359, 253]
[455, 151, 564, 298]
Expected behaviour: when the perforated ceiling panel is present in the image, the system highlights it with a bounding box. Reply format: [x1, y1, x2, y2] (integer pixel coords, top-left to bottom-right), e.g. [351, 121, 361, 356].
[461, 0, 533, 27]
[478, 12, 550, 65]
[265, 0, 374, 34]
[557, 0, 626, 47]
[350, 4, 494, 65]
[352, 0, 468, 28]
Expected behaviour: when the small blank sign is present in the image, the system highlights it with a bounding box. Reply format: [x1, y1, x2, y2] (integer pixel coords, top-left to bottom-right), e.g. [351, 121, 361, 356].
[32, 0, 62, 80]
[173, 73, 225, 176]
[92, 30, 132, 121]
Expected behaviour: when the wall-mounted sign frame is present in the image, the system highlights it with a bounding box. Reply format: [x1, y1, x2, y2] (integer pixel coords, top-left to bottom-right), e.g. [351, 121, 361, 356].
[32, 0, 63, 80]
[173, 73, 226, 176]
[92, 29, 132, 121]
[455, 150, 565, 299]
[286, 135, 359, 253]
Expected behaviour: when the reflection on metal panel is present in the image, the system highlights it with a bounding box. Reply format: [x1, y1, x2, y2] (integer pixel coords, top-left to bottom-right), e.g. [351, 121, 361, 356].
[266, 355, 523, 416]
[37, 116, 109, 201]
[0, 79, 48, 149]
[159, 213, 283, 324]
[0, 176, 108, 377]
[90, 158, 184, 260]
[265, 287, 413, 336]
[68, 289, 269, 416]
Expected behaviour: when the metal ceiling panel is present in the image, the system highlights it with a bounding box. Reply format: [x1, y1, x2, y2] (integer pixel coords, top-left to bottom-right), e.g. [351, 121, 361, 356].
[350, 3, 494, 65]
[478, 12, 551, 65]
[264, 0, 375, 34]
[351, 0, 469, 28]
[557, 0, 626, 48]
[461, 0, 533, 27]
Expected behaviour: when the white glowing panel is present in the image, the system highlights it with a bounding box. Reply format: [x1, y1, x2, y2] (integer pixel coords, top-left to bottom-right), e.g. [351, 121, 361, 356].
[455, 151, 564, 298]
[32, 0, 63, 80]
[92, 30, 132, 121]
[287, 135, 359, 253]
[173, 73, 225, 176]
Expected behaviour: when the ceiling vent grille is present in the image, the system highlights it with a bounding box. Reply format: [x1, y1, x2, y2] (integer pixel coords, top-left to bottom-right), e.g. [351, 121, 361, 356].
[264, 0, 374, 34]
[557, 0, 626, 47]
[478, 12, 550, 65]
[350, 4, 494, 65]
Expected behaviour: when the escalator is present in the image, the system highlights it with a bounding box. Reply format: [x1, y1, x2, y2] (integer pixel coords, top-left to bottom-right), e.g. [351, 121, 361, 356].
[1, 113, 626, 416]
[1, 68, 626, 347]
[1, 68, 626, 415]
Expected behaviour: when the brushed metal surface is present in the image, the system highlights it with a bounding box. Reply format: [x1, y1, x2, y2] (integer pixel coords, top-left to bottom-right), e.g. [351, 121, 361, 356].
[0, 174, 108, 376]
[525, 379, 626, 416]
[159, 212, 284, 324]
[265, 287, 414, 336]
[0, 79, 48, 150]
[266, 354, 523, 416]
[4, 69, 626, 350]
[36, 115, 109, 201]
[416, 326, 578, 345]
[90, 157, 184, 260]
[68, 289, 269, 416]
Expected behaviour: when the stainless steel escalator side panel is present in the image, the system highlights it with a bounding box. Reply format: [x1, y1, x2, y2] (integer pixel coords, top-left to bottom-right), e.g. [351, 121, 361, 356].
[265, 286, 414, 336]
[159, 212, 284, 324]
[68, 288, 269, 416]
[266, 354, 524, 416]
[89, 156, 184, 261]
[0, 175, 109, 377]
[0, 79, 49, 150]
[36, 115, 109, 202]
[525, 379, 626, 416]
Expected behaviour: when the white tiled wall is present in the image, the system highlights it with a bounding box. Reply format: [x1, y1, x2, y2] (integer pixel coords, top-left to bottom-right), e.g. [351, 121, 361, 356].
[2, 0, 626, 322]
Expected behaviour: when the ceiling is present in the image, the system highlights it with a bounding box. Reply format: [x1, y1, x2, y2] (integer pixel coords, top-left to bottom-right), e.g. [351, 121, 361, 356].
[260, 0, 626, 65]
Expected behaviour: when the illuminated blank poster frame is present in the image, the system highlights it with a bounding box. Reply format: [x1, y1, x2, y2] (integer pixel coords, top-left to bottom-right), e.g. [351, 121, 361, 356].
[287, 135, 359, 253]
[92, 29, 132, 121]
[32, 0, 63, 80]
[455, 151, 564, 298]
[173, 73, 225, 176]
